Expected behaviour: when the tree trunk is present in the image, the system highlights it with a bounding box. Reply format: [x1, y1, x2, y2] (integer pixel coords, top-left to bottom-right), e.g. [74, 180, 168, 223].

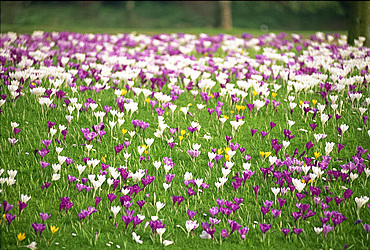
[348, 1, 370, 46]
[219, 1, 232, 30]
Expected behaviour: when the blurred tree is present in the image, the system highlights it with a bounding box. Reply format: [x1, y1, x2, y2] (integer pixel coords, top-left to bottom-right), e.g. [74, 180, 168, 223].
[219, 1, 232, 30]
[1, 1, 25, 24]
[348, 1, 370, 46]
[126, 1, 135, 28]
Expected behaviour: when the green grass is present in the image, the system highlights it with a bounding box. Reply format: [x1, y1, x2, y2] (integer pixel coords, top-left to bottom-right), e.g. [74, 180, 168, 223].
[1, 24, 348, 38]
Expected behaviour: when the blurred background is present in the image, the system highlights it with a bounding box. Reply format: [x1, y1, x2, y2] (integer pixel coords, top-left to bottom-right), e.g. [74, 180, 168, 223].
[1, 1, 351, 36]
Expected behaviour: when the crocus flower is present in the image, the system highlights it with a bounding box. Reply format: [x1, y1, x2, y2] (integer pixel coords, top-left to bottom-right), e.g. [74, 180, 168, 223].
[5, 213, 16, 225]
[17, 201, 27, 216]
[39, 213, 51, 223]
[260, 223, 272, 234]
[228, 219, 241, 234]
[293, 228, 303, 236]
[282, 228, 290, 238]
[253, 185, 259, 201]
[95, 197, 102, 207]
[187, 210, 197, 220]
[364, 224, 370, 240]
[238, 227, 249, 240]
[323, 223, 333, 241]
[32, 223, 46, 236]
[220, 229, 229, 238]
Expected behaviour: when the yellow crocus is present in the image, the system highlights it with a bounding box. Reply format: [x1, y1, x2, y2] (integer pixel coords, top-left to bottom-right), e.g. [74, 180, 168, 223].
[259, 151, 265, 157]
[17, 233, 26, 242]
[146, 98, 151, 104]
[314, 152, 321, 159]
[312, 99, 317, 105]
[264, 152, 271, 158]
[50, 225, 59, 235]
[187, 103, 192, 107]
[144, 150, 149, 155]
[181, 130, 186, 136]
[101, 155, 107, 163]
[121, 89, 127, 95]
[224, 147, 231, 154]
[272, 92, 277, 98]
[253, 90, 258, 96]
[3, 214, 7, 221]
[210, 94, 214, 99]
[122, 129, 128, 136]
[225, 155, 230, 161]
[222, 115, 229, 119]
[186, 133, 190, 138]
[218, 149, 223, 155]
[240, 106, 246, 111]
[236, 105, 241, 111]
[299, 100, 303, 106]
[179, 135, 184, 142]
[301, 179, 306, 183]
[230, 111, 234, 114]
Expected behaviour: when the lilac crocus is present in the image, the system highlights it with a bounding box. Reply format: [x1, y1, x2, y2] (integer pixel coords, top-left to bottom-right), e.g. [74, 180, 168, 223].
[187, 210, 197, 220]
[323, 223, 333, 240]
[39, 213, 51, 223]
[209, 207, 219, 217]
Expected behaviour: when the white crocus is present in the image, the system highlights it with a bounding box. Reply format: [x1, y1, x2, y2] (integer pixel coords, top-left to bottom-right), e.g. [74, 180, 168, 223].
[21, 194, 31, 203]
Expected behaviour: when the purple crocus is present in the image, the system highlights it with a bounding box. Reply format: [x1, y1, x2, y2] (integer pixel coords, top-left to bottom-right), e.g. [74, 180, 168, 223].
[32, 223, 46, 236]
[132, 215, 143, 230]
[136, 200, 145, 213]
[260, 223, 272, 234]
[18, 201, 27, 216]
[293, 228, 303, 236]
[95, 197, 102, 207]
[278, 198, 286, 209]
[337, 143, 345, 154]
[306, 141, 314, 152]
[228, 219, 241, 234]
[238, 227, 249, 240]
[343, 189, 353, 201]
[5, 213, 16, 225]
[220, 229, 229, 238]
[282, 228, 290, 238]
[253, 185, 259, 201]
[108, 193, 117, 204]
[364, 224, 370, 240]
[122, 215, 133, 233]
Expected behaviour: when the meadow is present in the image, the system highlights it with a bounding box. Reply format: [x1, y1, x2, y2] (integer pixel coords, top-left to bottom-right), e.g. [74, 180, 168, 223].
[0, 30, 369, 249]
